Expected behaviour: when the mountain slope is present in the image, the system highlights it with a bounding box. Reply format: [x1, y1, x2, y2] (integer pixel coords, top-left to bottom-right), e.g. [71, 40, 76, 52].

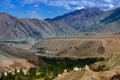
[0, 45, 40, 73]
[92, 49, 120, 70]
[54, 67, 120, 80]
[0, 12, 79, 41]
[46, 7, 104, 32]
[0, 7, 120, 41]
[46, 7, 120, 34]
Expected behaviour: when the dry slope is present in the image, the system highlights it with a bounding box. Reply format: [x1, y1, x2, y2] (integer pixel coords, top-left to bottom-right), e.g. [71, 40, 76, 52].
[32, 36, 120, 58]
[0, 45, 39, 73]
[55, 67, 120, 80]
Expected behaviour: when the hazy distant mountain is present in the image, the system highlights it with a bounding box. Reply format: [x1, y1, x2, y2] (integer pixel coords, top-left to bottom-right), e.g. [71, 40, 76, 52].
[0, 7, 120, 41]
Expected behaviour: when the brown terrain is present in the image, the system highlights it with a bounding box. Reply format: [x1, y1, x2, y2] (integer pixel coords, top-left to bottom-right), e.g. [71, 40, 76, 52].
[0, 6, 120, 80]
[0, 45, 40, 75]
[55, 50, 120, 80]
[55, 67, 120, 80]
[32, 36, 120, 58]
[1, 36, 120, 80]
[49, 36, 120, 80]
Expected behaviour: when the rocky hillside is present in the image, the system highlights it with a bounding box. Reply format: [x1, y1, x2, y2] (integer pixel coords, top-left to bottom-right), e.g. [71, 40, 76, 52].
[0, 45, 40, 73]
[0, 12, 79, 41]
[92, 49, 120, 71]
[46, 7, 104, 32]
[46, 7, 120, 34]
[54, 65, 120, 80]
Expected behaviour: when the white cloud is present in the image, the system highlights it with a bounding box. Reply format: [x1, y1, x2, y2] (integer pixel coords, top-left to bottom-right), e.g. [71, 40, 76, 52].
[22, 0, 120, 10]
[26, 10, 40, 18]
[31, 10, 36, 13]
[9, 4, 16, 8]
[104, 0, 113, 2]
[23, 0, 48, 4]
[34, 4, 39, 7]
[75, 6, 85, 10]
[108, 4, 114, 8]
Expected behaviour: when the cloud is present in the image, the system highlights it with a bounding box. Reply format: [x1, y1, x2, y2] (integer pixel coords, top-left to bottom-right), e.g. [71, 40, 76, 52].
[23, 0, 48, 4]
[22, 0, 120, 10]
[108, 4, 114, 8]
[26, 10, 40, 18]
[34, 4, 39, 7]
[75, 6, 85, 10]
[31, 10, 36, 13]
[9, 4, 16, 8]
[104, 0, 113, 2]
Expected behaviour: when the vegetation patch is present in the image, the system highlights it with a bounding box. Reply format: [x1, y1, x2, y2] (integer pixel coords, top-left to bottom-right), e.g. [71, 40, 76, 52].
[0, 57, 104, 80]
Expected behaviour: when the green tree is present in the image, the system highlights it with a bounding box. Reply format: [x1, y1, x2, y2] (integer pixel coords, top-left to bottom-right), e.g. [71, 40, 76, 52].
[29, 67, 37, 80]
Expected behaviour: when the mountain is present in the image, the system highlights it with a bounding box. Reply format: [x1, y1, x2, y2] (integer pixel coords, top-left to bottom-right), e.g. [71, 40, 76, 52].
[0, 7, 120, 41]
[45, 7, 104, 32]
[45, 7, 103, 21]
[46, 7, 120, 34]
[0, 12, 79, 41]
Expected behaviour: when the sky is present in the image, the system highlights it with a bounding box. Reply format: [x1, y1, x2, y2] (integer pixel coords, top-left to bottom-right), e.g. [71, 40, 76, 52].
[0, 0, 120, 19]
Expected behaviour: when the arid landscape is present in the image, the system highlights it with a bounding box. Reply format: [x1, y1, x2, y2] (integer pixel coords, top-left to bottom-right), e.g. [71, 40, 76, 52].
[1, 36, 120, 79]
[0, 45, 40, 75]
[32, 36, 120, 58]
[0, 0, 120, 79]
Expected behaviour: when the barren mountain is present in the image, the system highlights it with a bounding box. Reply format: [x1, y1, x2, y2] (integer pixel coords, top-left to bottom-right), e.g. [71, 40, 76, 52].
[46, 7, 120, 34]
[46, 7, 104, 32]
[0, 7, 120, 41]
[0, 12, 79, 41]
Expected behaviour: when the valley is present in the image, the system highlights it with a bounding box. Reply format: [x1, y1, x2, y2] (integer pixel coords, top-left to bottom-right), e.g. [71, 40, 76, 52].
[0, 6, 120, 80]
[1, 36, 120, 80]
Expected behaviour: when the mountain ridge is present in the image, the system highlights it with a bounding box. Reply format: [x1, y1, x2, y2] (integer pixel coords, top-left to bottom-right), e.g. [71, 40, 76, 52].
[0, 7, 120, 41]
[45, 7, 104, 21]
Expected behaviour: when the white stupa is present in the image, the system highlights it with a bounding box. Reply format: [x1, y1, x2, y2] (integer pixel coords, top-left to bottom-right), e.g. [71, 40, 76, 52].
[85, 65, 90, 71]
[64, 69, 68, 73]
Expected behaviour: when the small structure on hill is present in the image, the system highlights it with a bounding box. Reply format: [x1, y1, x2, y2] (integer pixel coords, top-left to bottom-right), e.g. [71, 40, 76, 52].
[17, 69, 20, 73]
[4, 72, 7, 76]
[58, 74, 61, 77]
[64, 69, 68, 73]
[73, 67, 81, 72]
[85, 65, 90, 71]
[23, 69, 27, 75]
